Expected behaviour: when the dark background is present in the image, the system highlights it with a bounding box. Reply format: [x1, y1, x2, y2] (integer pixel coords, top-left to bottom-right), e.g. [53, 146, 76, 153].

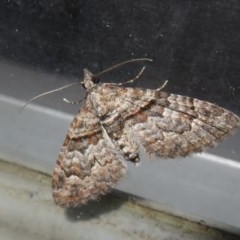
[0, 0, 240, 114]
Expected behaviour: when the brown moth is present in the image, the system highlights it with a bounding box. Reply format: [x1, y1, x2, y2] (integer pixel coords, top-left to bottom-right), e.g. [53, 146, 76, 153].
[49, 59, 240, 207]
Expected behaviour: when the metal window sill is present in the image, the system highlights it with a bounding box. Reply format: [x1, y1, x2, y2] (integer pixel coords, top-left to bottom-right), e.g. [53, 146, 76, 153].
[0, 93, 240, 239]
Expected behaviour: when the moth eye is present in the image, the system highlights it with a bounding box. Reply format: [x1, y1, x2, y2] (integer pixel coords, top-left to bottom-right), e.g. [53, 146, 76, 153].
[81, 82, 86, 89]
[92, 77, 100, 84]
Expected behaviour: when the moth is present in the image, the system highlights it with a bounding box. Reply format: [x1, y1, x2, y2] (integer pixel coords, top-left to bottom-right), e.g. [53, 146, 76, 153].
[23, 58, 240, 208]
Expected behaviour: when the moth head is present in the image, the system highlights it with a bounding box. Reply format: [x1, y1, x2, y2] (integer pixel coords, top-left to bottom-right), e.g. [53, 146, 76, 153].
[81, 69, 100, 90]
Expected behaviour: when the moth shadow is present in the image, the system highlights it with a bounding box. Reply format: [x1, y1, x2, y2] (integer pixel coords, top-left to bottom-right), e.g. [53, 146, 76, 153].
[64, 190, 132, 221]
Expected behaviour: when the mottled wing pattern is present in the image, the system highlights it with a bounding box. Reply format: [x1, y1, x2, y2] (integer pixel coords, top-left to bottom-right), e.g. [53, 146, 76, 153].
[52, 96, 127, 208]
[92, 85, 160, 162]
[131, 91, 240, 158]
[92, 84, 240, 160]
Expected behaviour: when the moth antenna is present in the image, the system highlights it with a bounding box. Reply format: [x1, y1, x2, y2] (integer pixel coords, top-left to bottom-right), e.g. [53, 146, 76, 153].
[117, 66, 146, 86]
[19, 81, 81, 113]
[20, 58, 153, 112]
[93, 58, 153, 78]
[156, 80, 168, 91]
[63, 98, 84, 105]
